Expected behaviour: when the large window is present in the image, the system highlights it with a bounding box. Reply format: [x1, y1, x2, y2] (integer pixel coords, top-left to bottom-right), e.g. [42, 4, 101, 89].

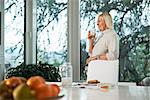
[36, 0, 68, 66]
[80, 0, 150, 82]
[3, 0, 150, 82]
[4, 0, 24, 69]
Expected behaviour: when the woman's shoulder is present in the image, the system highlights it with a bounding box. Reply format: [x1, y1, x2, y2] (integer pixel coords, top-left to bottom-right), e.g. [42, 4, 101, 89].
[104, 29, 117, 38]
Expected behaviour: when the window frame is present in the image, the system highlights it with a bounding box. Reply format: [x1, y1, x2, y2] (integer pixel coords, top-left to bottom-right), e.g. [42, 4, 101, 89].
[26, 0, 80, 81]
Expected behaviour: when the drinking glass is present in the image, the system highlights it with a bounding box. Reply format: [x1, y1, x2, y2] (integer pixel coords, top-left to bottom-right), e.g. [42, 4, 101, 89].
[88, 29, 96, 39]
[59, 62, 72, 87]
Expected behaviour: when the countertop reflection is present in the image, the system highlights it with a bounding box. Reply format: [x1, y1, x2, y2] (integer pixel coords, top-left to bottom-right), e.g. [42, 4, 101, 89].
[56, 83, 150, 100]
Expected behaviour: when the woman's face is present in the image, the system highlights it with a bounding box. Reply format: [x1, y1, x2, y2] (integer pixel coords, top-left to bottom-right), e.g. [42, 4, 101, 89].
[97, 16, 107, 31]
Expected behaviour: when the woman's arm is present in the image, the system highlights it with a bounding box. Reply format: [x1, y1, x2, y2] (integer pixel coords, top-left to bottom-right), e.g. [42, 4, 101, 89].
[86, 56, 97, 64]
[106, 34, 119, 60]
[98, 53, 108, 60]
[88, 39, 94, 55]
[86, 53, 107, 64]
[87, 31, 95, 56]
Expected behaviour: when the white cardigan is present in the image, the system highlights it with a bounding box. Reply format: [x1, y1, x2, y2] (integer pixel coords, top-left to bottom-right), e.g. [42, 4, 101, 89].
[92, 29, 119, 60]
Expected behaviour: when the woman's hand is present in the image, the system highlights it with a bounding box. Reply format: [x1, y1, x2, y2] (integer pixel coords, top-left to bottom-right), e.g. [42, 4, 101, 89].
[86, 57, 91, 65]
[86, 56, 97, 64]
[86, 54, 108, 64]
[99, 53, 108, 60]
[87, 31, 95, 39]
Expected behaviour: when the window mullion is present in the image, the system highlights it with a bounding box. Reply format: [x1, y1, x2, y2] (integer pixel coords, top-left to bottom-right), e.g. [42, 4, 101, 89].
[68, 0, 80, 81]
[0, 0, 5, 80]
[25, 0, 36, 64]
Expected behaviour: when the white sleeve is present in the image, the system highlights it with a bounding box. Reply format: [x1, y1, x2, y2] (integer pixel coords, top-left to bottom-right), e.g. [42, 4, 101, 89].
[106, 34, 119, 60]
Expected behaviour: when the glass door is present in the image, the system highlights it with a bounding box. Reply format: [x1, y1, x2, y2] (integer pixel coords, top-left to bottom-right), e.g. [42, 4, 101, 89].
[36, 0, 68, 66]
[4, 0, 25, 69]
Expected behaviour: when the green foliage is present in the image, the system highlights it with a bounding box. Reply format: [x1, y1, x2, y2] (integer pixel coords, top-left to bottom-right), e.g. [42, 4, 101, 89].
[5, 63, 61, 82]
[80, 40, 89, 80]
[80, 0, 150, 82]
[36, 0, 67, 32]
[47, 0, 55, 7]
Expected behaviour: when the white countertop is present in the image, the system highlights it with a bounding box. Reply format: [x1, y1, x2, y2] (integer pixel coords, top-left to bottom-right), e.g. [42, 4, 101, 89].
[50, 82, 150, 100]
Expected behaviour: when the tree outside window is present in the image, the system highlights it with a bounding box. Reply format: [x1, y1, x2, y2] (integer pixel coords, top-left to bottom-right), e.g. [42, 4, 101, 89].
[4, 0, 24, 69]
[80, 0, 150, 82]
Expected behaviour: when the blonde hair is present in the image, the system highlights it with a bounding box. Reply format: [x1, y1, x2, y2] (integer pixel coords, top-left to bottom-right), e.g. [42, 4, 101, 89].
[98, 12, 113, 29]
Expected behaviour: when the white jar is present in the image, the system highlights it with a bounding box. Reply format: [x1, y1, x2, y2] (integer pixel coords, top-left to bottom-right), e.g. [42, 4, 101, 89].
[60, 62, 72, 87]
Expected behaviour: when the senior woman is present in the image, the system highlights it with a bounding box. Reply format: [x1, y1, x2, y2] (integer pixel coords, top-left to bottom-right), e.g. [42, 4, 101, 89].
[86, 12, 119, 64]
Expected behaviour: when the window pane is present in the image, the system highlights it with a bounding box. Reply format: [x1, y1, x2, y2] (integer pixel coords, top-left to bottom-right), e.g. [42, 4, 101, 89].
[80, 0, 150, 81]
[4, 0, 24, 69]
[36, 0, 68, 66]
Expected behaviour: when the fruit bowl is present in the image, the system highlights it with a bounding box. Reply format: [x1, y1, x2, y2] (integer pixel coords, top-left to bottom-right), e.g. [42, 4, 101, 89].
[0, 76, 63, 100]
[0, 91, 64, 100]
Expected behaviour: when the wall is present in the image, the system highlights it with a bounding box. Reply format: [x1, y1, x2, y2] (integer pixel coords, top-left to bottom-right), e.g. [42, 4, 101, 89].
[0, 0, 5, 80]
